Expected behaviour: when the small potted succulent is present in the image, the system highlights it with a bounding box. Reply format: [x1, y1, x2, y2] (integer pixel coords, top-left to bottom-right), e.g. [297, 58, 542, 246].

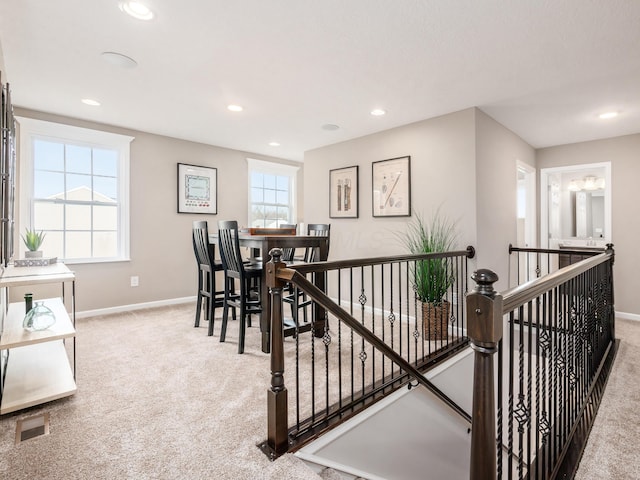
[22, 228, 46, 258]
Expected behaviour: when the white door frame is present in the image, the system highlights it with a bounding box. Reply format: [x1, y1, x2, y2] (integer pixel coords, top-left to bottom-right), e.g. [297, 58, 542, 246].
[517, 161, 537, 248]
[540, 162, 612, 248]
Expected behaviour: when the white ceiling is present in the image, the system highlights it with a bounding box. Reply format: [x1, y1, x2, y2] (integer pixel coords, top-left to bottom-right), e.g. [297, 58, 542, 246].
[1, 0, 639, 162]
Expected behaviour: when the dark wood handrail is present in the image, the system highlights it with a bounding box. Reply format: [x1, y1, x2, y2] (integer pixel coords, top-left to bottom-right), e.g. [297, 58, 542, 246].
[285, 246, 476, 274]
[502, 247, 613, 313]
[467, 246, 616, 479]
[276, 266, 472, 424]
[508, 244, 604, 255]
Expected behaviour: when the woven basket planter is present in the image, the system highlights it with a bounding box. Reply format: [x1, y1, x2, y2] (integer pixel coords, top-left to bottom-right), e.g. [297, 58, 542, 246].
[422, 300, 450, 341]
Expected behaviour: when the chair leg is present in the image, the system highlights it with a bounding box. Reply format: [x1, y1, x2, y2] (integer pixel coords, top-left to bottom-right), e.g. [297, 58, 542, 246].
[226, 277, 237, 320]
[220, 293, 230, 343]
[204, 298, 211, 322]
[238, 289, 246, 354]
[195, 292, 202, 328]
[207, 294, 215, 336]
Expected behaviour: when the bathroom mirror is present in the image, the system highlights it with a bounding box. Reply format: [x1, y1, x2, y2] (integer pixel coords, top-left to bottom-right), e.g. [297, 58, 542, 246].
[540, 162, 611, 248]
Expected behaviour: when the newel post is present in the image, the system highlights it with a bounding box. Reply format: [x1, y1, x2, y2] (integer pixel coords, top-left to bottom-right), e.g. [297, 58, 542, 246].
[265, 248, 289, 458]
[467, 269, 503, 480]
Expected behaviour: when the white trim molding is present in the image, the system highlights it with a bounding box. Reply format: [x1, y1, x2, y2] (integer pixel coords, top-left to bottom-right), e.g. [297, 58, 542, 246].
[76, 296, 195, 319]
[615, 311, 640, 322]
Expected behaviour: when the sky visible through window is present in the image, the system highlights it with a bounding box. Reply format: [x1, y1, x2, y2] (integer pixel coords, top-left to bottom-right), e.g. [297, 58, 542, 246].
[250, 171, 291, 227]
[31, 138, 120, 260]
[34, 139, 118, 200]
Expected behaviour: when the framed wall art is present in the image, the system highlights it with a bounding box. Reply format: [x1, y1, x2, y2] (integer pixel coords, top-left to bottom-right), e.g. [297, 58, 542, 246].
[329, 165, 359, 218]
[177, 163, 217, 214]
[372, 156, 411, 217]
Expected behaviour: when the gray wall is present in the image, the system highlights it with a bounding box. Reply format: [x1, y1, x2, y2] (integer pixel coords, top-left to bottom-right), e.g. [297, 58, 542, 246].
[0, 43, 6, 81]
[304, 109, 478, 265]
[303, 108, 535, 292]
[475, 110, 536, 290]
[11, 105, 637, 317]
[537, 133, 640, 316]
[12, 108, 302, 312]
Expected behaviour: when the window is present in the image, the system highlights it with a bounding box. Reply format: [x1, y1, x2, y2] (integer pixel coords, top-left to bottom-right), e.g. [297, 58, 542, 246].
[247, 158, 298, 227]
[18, 117, 134, 263]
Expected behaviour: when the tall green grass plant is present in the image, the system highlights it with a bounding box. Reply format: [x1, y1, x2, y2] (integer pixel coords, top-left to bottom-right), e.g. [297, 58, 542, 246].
[401, 209, 458, 305]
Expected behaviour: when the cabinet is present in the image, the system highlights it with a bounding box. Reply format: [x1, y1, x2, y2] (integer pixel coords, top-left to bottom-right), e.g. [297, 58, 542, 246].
[0, 263, 76, 414]
[558, 245, 604, 269]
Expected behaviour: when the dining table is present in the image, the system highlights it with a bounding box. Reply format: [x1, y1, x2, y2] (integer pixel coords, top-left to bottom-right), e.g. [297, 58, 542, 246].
[210, 230, 329, 353]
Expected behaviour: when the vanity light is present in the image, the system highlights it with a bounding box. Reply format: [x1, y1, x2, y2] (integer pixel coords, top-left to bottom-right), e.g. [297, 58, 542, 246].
[227, 104, 243, 112]
[119, 1, 154, 20]
[598, 111, 618, 119]
[583, 176, 597, 190]
[568, 180, 580, 191]
[569, 176, 605, 192]
[81, 98, 101, 106]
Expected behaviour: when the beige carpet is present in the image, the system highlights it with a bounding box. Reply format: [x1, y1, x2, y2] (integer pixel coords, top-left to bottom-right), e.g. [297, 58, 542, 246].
[0, 304, 636, 479]
[0, 304, 325, 480]
[575, 318, 640, 479]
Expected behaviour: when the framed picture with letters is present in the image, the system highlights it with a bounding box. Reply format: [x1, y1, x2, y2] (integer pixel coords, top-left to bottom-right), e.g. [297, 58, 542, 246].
[177, 163, 217, 214]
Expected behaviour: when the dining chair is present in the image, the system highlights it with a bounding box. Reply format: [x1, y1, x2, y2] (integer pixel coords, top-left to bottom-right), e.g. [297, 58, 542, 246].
[217, 220, 263, 354]
[304, 223, 331, 262]
[279, 223, 297, 262]
[284, 223, 331, 327]
[192, 221, 234, 336]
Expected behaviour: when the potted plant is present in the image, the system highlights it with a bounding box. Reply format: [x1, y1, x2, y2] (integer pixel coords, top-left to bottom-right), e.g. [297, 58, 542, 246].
[400, 209, 458, 340]
[22, 228, 46, 258]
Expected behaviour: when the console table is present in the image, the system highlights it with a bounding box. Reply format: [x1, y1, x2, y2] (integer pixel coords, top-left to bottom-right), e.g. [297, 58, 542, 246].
[0, 263, 76, 414]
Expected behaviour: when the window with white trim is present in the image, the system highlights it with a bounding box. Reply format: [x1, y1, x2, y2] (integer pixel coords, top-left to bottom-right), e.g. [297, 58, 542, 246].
[18, 117, 133, 263]
[247, 158, 298, 227]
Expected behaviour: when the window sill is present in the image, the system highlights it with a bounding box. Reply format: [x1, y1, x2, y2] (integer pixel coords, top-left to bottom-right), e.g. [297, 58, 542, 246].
[54, 257, 131, 266]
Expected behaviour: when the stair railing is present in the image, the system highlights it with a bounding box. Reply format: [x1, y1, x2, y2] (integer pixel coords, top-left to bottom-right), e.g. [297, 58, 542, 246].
[260, 246, 475, 459]
[468, 245, 617, 479]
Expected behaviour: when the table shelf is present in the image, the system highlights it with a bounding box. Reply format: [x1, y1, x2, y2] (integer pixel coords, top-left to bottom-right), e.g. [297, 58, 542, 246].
[0, 341, 76, 414]
[0, 263, 76, 288]
[0, 263, 76, 415]
[1, 298, 75, 349]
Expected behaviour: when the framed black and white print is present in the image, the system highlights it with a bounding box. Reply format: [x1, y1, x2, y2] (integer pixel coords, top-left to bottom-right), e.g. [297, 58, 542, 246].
[372, 156, 411, 217]
[177, 163, 217, 214]
[329, 165, 359, 218]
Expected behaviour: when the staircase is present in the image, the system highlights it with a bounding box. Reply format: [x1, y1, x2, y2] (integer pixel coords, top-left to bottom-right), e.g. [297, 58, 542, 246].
[296, 348, 474, 480]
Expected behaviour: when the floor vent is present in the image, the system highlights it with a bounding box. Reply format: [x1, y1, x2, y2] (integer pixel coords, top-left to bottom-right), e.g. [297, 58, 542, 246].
[15, 413, 50, 444]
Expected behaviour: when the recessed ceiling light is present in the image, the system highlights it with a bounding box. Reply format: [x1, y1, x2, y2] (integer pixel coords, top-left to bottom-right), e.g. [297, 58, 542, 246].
[227, 104, 243, 112]
[119, 1, 154, 20]
[81, 98, 101, 106]
[268, 142, 280, 147]
[370, 109, 386, 116]
[101, 52, 138, 69]
[598, 111, 618, 119]
[321, 124, 339, 131]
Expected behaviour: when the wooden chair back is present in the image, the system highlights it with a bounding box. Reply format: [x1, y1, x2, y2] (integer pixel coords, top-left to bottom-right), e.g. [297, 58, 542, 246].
[305, 223, 331, 262]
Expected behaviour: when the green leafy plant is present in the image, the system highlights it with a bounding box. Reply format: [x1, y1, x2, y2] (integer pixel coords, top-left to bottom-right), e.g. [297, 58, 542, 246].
[21, 228, 46, 251]
[400, 209, 458, 305]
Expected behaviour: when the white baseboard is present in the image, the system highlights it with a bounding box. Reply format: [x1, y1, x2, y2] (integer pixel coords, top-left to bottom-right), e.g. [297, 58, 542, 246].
[616, 311, 640, 322]
[77, 297, 640, 324]
[77, 296, 196, 319]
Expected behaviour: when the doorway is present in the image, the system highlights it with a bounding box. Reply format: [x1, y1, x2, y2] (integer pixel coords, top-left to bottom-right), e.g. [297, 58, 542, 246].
[517, 162, 536, 248]
[516, 162, 537, 283]
[540, 162, 611, 249]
